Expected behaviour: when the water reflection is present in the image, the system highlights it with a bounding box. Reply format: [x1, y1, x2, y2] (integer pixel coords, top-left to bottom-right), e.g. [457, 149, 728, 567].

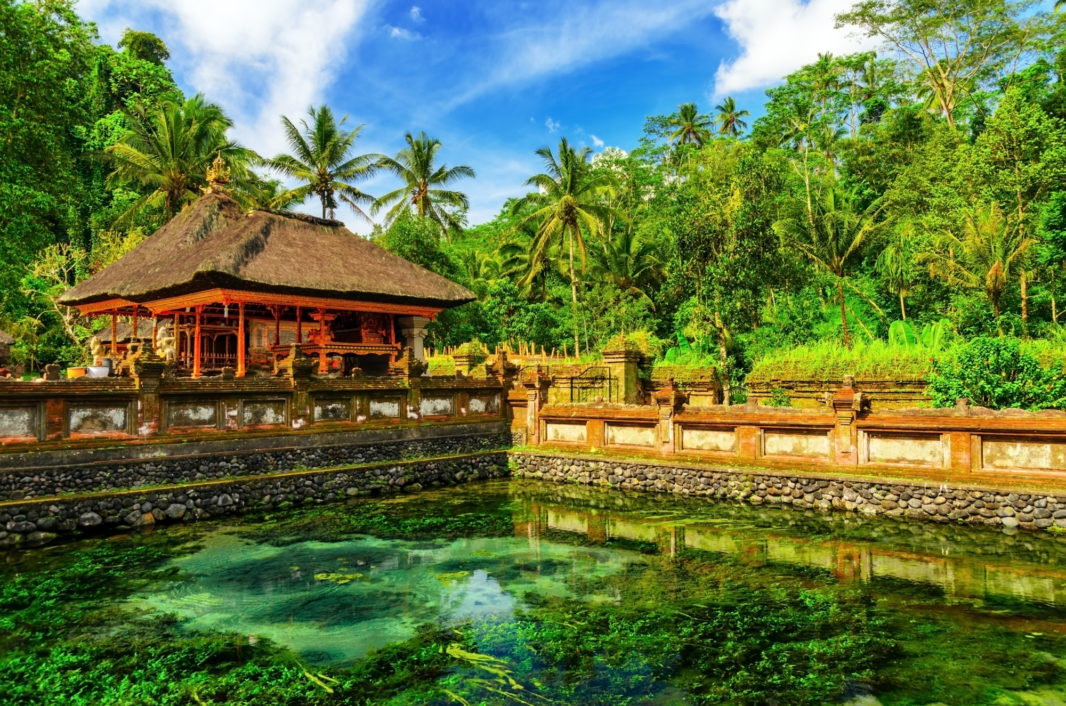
[509, 481, 1066, 609]
[127, 478, 1066, 668]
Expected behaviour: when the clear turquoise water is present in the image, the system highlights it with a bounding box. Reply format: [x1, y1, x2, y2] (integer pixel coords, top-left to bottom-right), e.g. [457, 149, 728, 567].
[9, 479, 1066, 704]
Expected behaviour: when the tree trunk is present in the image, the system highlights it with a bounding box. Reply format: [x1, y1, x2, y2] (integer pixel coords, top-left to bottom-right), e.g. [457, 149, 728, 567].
[568, 226, 581, 357]
[1053, 292, 1059, 325]
[714, 307, 731, 406]
[899, 289, 907, 321]
[838, 278, 851, 349]
[1021, 270, 1029, 337]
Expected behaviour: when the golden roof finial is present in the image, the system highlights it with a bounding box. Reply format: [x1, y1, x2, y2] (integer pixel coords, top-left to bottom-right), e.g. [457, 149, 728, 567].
[204, 152, 231, 193]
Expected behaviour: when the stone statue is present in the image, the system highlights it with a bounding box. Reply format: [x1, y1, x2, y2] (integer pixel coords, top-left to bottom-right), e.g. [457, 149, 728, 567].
[154, 326, 176, 365]
[88, 336, 105, 365]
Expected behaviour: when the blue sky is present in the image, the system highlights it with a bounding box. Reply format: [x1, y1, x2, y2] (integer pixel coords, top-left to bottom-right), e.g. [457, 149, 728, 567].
[78, 0, 873, 231]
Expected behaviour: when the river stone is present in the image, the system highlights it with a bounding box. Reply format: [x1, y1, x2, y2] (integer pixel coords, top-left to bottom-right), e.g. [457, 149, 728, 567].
[163, 503, 186, 519]
[1001, 516, 1020, 529]
[78, 512, 103, 527]
[26, 531, 57, 545]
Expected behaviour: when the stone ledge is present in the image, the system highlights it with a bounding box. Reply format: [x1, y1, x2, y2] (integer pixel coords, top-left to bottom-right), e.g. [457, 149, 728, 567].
[0, 451, 509, 548]
[0, 419, 508, 470]
[510, 451, 1066, 533]
[0, 426, 510, 502]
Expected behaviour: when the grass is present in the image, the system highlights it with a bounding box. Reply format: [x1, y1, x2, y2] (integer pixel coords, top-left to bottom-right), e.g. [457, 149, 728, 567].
[747, 335, 1066, 386]
[748, 340, 936, 383]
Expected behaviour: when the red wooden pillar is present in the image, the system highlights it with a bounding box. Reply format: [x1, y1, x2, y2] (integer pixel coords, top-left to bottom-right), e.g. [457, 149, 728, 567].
[273, 306, 280, 345]
[110, 310, 118, 357]
[193, 306, 203, 378]
[237, 302, 246, 377]
[132, 308, 139, 340]
[317, 307, 327, 374]
[296, 306, 302, 343]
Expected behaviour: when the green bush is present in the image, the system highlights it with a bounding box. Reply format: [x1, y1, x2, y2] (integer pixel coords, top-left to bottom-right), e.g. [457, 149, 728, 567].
[928, 337, 1066, 410]
[767, 386, 792, 407]
[603, 329, 665, 358]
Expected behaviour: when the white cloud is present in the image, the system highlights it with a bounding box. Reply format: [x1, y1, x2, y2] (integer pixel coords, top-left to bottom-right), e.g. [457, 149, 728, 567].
[388, 25, 422, 40]
[590, 134, 605, 148]
[409, 5, 424, 23]
[80, 1, 371, 159]
[545, 117, 561, 133]
[712, 0, 876, 97]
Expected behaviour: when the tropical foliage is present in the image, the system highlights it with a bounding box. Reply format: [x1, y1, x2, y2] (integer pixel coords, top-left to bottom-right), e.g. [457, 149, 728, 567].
[372, 130, 475, 233]
[6, 0, 1066, 413]
[266, 106, 379, 221]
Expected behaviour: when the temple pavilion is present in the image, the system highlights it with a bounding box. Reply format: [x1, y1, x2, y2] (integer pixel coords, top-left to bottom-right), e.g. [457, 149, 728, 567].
[60, 190, 473, 377]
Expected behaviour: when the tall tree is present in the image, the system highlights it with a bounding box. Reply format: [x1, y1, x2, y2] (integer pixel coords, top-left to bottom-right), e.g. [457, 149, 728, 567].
[117, 28, 169, 65]
[512, 138, 621, 354]
[714, 97, 750, 136]
[266, 106, 379, 220]
[838, 0, 1046, 129]
[667, 103, 713, 146]
[590, 229, 664, 305]
[106, 94, 255, 223]
[875, 221, 922, 320]
[923, 203, 1033, 325]
[0, 0, 95, 291]
[373, 131, 475, 233]
[776, 184, 884, 348]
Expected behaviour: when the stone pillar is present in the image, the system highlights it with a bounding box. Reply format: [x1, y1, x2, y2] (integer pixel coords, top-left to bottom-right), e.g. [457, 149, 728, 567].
[736, 426, 759, 461]
[587, 419, 606, 450]
[602, 349, 643, 404]
[390, 346, 427, 382]
[522, 366, 550, 445]
[284, 344, 315, 428]
[653, 379, 686, 453]
[831, 375, 863, 467]
[453, 353, 480, 377]
[397, 315, 430, 364]
[133, 349, 167, 436]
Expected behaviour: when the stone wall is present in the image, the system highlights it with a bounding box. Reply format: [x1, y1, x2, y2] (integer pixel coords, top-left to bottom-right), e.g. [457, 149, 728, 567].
[510, 452, 1066, 532]
[0, 452, 507, 548]
[0, 422, 510, 501]
[746, 378, 930, 409]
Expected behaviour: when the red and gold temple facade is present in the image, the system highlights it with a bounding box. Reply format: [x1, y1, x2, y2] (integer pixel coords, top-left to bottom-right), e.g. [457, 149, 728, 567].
[78, 288, 439, 378]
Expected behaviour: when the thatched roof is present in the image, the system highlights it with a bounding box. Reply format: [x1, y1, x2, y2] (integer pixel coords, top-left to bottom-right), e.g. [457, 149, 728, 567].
[60, 192, 474, 309]
[92, 321, 132, 343]
[0, 329, 13, 345]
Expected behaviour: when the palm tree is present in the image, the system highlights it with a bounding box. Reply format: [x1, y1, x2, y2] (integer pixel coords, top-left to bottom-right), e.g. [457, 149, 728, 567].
[875, 221, 920, 320]
[714, 97, 750, 137]
[591, 229, 664, 305]
[265, 105, 380, 221]
[776, 184, 884, 348]
[107, 94, 256, 223]
[923, 203, 1033, 326]
[667, 103, 713, 146]
[373, 131, 475, 234]
[512, 138, 622, 354]
[233, 174, 301, 212]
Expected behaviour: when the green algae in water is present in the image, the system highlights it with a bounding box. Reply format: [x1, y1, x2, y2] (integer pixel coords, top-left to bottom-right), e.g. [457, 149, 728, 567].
[6, 480, 1066, 704]
[130, 530, 641, 665]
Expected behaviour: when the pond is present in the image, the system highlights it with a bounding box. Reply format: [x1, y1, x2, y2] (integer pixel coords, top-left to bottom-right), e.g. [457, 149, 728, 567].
[6, 479, 1066, 705]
